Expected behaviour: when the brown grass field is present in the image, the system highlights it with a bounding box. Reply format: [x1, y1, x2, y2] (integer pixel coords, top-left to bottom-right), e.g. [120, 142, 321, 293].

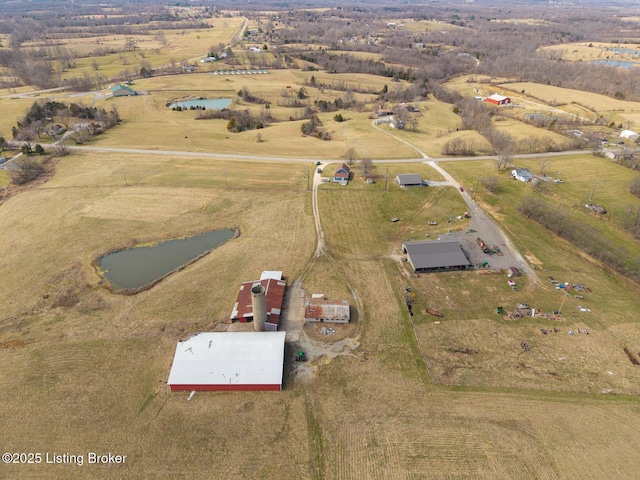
[4, 16, 640, 473]
[2, 139, 640, 478]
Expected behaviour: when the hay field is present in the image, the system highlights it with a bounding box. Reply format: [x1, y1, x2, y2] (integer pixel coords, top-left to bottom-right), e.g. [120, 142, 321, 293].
[500, 82, 640, 115]
[28, 16, 245, 81]
[373, 97, 496, 157]
[2, 148, 640, 477]
[538, 42, 640, 63]
[90, 73, 415, 159]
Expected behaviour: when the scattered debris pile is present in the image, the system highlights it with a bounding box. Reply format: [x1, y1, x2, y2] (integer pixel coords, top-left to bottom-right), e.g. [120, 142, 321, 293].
[320, 326, 335, 336]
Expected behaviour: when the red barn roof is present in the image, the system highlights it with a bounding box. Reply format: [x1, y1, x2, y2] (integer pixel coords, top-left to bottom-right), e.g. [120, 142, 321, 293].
[230, 277, 286, 329]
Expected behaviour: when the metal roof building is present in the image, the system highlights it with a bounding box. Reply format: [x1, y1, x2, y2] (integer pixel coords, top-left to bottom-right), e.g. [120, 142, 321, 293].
[402, 240, 471, 272]
[167, 332, 286, 391]
[396, 174, 424, 187]
[230, 273, 286, 331]
[304, 295, 350, 323]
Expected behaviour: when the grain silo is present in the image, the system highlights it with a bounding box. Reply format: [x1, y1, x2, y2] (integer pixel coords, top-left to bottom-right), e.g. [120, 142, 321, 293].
[251, 284, 267, 331]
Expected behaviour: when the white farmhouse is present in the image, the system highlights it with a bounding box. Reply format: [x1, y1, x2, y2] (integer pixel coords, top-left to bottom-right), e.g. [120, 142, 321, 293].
[511, 168, 534, 182]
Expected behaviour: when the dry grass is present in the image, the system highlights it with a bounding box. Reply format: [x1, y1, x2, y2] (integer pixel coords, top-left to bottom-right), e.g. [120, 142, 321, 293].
[500, 82, 640, 114]
[3, 92, 640, 478]
[87, 73, 416, 159]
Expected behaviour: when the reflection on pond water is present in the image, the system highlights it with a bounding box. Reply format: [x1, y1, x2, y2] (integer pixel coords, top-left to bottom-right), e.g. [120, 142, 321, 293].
[98, 229, 235, 291]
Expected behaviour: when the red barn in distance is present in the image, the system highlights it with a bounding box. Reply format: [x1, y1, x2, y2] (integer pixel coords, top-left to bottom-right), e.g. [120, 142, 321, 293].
[485, 93, 511, 106]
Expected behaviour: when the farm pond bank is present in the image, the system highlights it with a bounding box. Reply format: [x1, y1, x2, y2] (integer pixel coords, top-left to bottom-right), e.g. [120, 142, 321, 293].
[97, 229, 236, 292]
[168, 98, 233, 110]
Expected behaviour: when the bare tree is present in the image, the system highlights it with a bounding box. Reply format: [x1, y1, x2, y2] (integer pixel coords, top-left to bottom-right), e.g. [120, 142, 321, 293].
[6, 156, 45, 184]
[343, 147, 357, 165]
[359, 158, 373, 177]
[537, 157, 551, 175]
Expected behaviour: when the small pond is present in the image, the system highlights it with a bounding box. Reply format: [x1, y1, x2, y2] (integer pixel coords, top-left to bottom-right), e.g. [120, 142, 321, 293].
[98, 229, 235, 291]
[168, 98, 233, 110]
[589, 60, 638, 69]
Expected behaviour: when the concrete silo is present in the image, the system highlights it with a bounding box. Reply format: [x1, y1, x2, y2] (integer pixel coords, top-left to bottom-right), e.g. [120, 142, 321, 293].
[251, 284, 267, 332]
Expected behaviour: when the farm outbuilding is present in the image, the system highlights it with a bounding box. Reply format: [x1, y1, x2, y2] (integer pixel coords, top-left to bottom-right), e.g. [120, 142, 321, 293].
[402, 240, 471, 272]
[230, 271, 286, 331]
[111, 84, 137, 97]
[167, 332, 286, 392]
[620, 130, 639, 141]
[396, 174, 424, 187]
[304, 295, 350, 323]
[485, 93, 511, 106]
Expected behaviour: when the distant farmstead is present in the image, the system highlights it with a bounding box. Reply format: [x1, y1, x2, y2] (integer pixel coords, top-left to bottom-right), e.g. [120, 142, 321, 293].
[485, 93, 511, 106]
[167, 332, 286, 391]
[402, 240, 471, 272]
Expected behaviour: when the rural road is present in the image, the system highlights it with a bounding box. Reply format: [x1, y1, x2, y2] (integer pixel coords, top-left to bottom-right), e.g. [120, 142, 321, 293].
[311, 163, 325, 258]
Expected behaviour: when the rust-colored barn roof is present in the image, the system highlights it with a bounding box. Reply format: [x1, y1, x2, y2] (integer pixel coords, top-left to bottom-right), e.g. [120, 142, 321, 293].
[230, 277, 286, 328]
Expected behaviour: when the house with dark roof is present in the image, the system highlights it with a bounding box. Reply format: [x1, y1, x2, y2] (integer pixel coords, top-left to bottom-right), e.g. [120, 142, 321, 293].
[111, 84, 137, 97]
[396, 174, 424, 187]
[333, 163, 351, 185]
[402, 240, 471, 272]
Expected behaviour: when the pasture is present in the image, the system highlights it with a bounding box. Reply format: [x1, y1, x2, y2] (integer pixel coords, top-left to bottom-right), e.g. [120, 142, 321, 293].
[2, 12, 640, 477]
[1, 145, 640, 478]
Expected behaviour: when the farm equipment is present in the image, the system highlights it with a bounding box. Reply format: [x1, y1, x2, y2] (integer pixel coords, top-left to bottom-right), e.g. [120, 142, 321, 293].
[476, 237, 491, 254]
[492, 246, 503, 256]
[426, 308, 443, 317]
[464, 212, 471, 218]
[296, 350, 307, 362]
[496, 306, 505, 315]
[478, 261, 489, 268]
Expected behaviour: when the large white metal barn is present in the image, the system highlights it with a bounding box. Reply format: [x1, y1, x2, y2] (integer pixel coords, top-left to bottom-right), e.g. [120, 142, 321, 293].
[167, 331, 286, 392]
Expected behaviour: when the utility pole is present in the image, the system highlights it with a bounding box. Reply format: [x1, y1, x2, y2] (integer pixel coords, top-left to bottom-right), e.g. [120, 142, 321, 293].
[121, 168, 128, 186]
[224, 169, 227, 189]
[474, 176, 480, 201]
[307, 165, 310, 191]
[385, 168, 389, 192]
[558, 291, 568, 315]
[589, 180, 599, 202]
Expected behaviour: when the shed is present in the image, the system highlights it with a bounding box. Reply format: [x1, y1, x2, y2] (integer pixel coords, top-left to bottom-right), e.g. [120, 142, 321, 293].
[396, 174, 423, 187]
[402, 240, 470, 272]
[485, 93, 511, 106]
[167, 332, 286, 391]
[304, 295, 350, 323]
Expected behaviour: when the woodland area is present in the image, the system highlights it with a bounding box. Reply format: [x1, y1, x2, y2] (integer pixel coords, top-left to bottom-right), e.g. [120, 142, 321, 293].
[1, 1, 640, 101]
